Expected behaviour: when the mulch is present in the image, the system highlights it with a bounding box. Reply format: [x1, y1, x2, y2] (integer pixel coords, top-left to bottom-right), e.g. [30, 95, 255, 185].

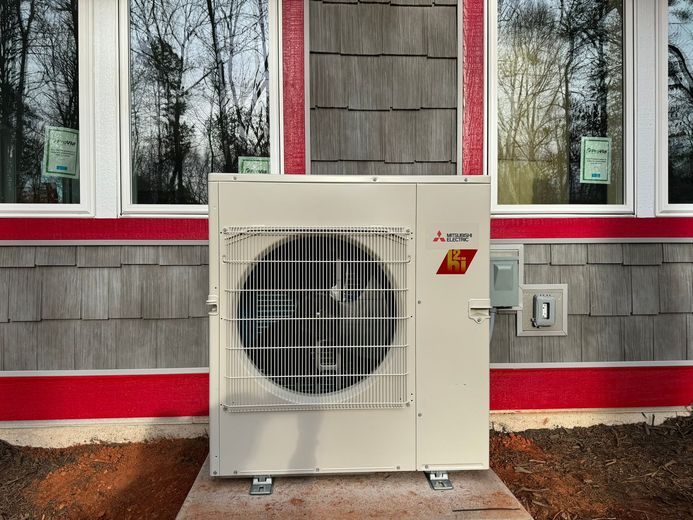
[0, 415, 691, 520]
[491, 415, 693, 520]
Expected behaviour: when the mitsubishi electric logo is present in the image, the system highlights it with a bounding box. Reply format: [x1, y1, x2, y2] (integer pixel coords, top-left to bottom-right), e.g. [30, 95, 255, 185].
[433, 230, 473, 243]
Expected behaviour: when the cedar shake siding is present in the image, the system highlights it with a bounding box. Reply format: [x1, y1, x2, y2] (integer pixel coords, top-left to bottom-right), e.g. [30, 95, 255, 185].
[0, 246, 208, 370]
[309, 0, 458, 175]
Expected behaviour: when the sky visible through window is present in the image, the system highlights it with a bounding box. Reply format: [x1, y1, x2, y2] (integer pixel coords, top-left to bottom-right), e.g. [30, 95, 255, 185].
[129, 0, 270, 205]
[497, 0, 624, 206]
[669, 0, 693, 204]
[0, 0, 79, 204]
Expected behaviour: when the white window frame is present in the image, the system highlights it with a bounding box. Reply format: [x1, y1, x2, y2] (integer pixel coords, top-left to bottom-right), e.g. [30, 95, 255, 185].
[0, 0, 95, 217]
[488, 0, 635, 216]
[657, 0, 693, 215]
[118, 0, 283, 217]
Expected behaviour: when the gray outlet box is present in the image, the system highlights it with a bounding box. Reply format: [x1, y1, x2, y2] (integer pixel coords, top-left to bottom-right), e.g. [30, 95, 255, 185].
[516, 284, 568, 336]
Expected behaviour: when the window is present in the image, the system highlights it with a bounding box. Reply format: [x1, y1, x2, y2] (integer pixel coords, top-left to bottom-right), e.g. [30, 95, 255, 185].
[666, 0, 693, 208]
[123, 0, 278, 211]
[0, 0, 90, 212]
[491, 0, 632, 213]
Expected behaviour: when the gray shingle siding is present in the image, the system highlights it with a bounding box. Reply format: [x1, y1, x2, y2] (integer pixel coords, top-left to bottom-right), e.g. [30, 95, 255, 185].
[2, 241, 692, 372]
[309, 0, 457, 175]
[0, 245, 209, 371]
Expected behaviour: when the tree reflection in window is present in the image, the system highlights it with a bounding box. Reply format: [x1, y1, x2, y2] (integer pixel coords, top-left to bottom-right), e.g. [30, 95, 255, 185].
[497, 0, 624, 206]
[129, 0, 270, 205]
[0, 0, 79, 204]
[669, 0, 693, 204]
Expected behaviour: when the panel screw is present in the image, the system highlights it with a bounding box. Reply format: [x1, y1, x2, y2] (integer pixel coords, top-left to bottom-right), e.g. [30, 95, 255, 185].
[418, 413, 422, 417]
[315, 468, 320, 472]
[396, 466, 400, 470]
[213, 471, 218, 475]
[417, 300, 422, 304]
[233, 470, 238, 475]
[425, 465, 429, 469]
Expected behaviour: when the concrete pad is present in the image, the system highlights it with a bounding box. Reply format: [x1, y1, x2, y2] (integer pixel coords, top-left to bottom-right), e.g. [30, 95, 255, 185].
[177, 458, 532, 520]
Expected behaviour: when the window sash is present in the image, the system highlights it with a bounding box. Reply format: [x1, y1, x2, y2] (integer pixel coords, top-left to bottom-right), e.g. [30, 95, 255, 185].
[118, 0, 283, 216]
[657, 0, 693, 215]
[0, 0, 95, 216]
[488, 0, 635, 216]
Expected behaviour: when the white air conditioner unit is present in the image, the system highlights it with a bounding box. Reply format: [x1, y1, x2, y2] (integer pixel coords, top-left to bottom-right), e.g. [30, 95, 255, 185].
[208, 175, 490, 485]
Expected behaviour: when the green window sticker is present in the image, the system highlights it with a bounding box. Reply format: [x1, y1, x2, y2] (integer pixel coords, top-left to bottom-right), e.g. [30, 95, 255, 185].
[238, 157, 270, 174]
[579, 137, 611, 184]
[43, 126, 79, 179]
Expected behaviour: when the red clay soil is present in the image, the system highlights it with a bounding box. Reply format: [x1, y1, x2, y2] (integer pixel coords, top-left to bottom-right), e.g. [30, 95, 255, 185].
[0, 437, 207, 520]
[1, 416, 692, 520]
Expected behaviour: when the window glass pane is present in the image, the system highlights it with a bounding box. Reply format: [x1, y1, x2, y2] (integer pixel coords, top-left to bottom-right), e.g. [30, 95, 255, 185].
[129, 0, 270, 205]
[669, 0, 693, 204]
[0, 0, 80, 204]
[497, 0, 624, 206]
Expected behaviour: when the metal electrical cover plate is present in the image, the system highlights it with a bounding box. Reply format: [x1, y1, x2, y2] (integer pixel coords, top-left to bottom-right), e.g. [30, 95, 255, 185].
[207, 175, 490, 478]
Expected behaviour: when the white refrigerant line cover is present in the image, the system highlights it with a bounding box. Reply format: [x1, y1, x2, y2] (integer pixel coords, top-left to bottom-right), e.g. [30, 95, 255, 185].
[208, 174, 490, 477]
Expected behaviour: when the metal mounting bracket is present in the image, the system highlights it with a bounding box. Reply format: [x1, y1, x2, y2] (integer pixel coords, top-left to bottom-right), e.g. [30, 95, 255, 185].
[426, 471, 453, 491]
[249, 475, 273, 495]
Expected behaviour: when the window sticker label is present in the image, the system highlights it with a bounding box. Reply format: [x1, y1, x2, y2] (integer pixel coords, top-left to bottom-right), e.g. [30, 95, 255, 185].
[436, 249, 478, 275]
[43, 126, 79, 179]
[239, 156, 270, 174]
[580, 136, 611, 184]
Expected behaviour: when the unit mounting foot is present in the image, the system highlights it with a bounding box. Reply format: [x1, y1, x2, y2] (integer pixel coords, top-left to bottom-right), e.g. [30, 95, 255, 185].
[426, 471, 453, 491]
[250, 475, 273, 495]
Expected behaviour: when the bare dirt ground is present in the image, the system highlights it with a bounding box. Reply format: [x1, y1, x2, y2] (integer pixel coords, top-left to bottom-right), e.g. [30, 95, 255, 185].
[0, 415, 691, 520]
[0, 437, 207, 520]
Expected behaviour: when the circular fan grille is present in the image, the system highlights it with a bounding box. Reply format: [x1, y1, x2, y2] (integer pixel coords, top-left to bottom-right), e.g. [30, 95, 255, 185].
[237, 235, 398, 395]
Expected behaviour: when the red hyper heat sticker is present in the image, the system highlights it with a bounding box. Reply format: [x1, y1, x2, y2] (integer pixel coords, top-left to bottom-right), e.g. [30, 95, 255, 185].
[436, 249, 477, 275]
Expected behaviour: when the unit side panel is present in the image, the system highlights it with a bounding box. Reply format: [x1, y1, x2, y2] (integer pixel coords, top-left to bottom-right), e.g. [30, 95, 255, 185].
[415, 183, 490, 470]
[209, 181, 222, 475]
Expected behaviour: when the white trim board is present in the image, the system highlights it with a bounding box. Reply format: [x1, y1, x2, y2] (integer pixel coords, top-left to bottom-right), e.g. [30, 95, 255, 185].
[0, 367, 210, 378]
[2, 408, 690, 447]
[491, 361, 693, 369]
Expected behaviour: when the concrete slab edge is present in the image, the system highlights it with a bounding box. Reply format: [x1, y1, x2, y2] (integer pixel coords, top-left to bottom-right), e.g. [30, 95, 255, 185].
[2, 408, 690, 447]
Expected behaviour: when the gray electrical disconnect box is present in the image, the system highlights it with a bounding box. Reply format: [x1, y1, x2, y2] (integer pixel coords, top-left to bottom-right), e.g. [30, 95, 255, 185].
[490, 256, 519, 308]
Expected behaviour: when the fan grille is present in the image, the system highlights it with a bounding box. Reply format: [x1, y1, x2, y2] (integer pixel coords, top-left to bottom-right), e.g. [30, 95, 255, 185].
[222, 227, 411, 412]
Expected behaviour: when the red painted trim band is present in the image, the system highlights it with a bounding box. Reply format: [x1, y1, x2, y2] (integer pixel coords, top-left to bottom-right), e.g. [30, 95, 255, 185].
[0, 218, 208, 241]
[1, 367, 691, 421]
[491, 366, 693, 410]
[0, 373, 208, 421]
[463, 0, 484, 175]
[491, 217, 693, 240]
[2, 217, 693, 241]
[282, 0, 306, 174]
